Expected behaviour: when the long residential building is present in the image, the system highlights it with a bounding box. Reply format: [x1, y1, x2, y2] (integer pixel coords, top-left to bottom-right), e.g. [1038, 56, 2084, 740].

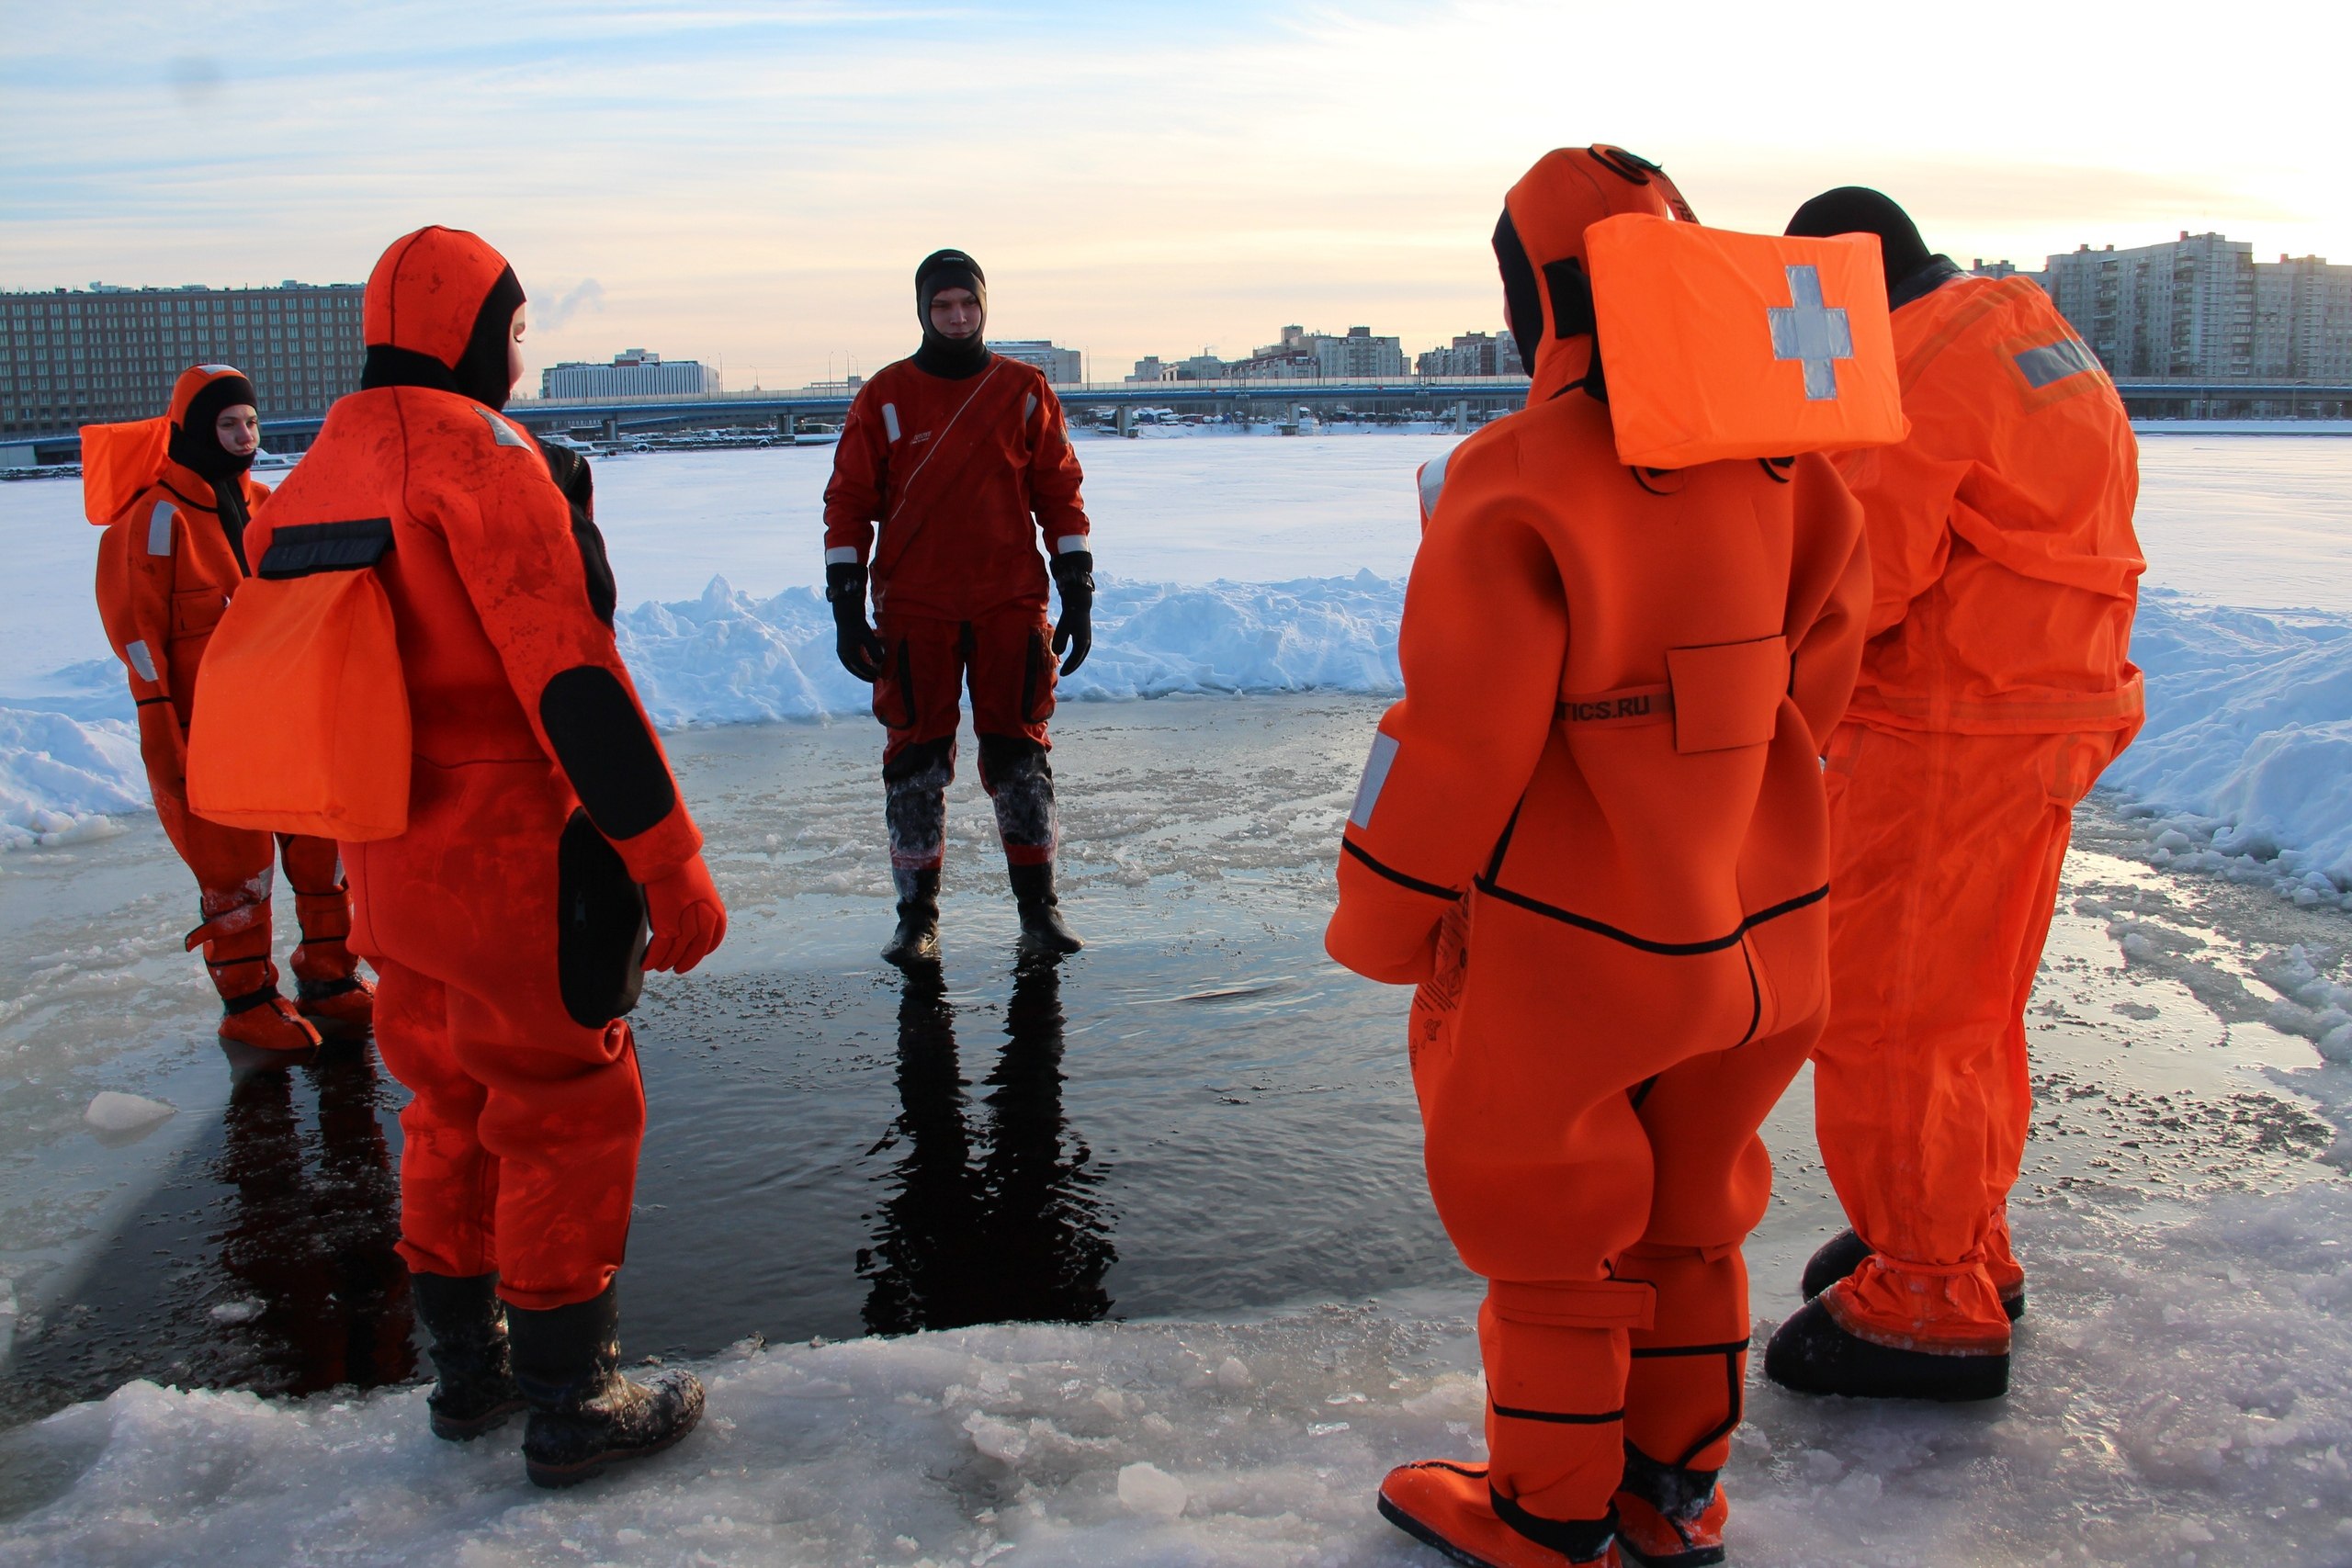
[1230, 324, 1406, 380]
[1974, 233, 2352, 382]
[2, 281, 365, 439]
[987, 340, 1083, 384]
[539, 348, 718, 400]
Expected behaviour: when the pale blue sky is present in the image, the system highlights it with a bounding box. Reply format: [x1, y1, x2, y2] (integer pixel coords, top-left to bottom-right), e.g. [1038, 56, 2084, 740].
[5, 1, 2344, 388]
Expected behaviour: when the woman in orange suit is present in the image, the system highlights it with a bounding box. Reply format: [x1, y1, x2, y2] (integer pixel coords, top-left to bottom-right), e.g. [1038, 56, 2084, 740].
[1765, 189, 2143, 1404]
[234, 226, 727, 1489]
[1328, 146, 1872, 1567]
[88, 365, 372, 1059]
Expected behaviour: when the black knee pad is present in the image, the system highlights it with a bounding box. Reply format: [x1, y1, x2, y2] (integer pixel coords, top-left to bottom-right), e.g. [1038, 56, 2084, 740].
[977, 732, 1050, 793]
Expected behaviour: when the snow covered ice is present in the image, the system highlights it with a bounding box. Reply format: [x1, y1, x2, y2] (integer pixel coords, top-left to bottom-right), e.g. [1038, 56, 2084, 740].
[4, 434, 2352, 1564]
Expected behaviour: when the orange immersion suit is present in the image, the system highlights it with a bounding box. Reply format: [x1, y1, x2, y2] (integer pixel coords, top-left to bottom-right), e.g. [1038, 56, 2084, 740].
[1811, 271, 2143, 1356]
[87, 366, 362, 1049]
[241, 227, 718, 1311]
[1327, 148, 1873, 1551]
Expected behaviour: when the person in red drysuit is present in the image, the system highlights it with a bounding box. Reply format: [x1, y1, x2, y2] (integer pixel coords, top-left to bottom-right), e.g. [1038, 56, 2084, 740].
[87, 365, 372, 1060]
[243, 226, 727, 1488]
[822, 249, 1094, 964]
[1764, 188, 2143, 1404]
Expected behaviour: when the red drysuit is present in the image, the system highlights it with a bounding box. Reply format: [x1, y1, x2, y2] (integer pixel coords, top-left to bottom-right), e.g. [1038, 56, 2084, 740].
[243, 226, 719, 1311]
[822, 354, 1091, 870]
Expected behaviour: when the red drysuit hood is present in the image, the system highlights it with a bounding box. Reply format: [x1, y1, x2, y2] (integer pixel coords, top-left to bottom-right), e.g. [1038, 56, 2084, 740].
[360, 226, 526, 411]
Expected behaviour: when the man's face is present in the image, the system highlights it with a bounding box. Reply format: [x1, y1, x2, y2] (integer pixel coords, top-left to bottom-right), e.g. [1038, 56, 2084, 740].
[213, 404, 260, 457]
[929, 287, 980, 341]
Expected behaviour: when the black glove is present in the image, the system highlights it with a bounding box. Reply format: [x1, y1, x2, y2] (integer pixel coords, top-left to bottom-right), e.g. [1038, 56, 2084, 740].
[828, 560, 886, 682]
[1050, 550, 1094, 676]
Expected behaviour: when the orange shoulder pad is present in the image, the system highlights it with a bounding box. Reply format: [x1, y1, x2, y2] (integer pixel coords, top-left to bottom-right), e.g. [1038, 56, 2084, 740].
[78, 419, 169, 525]
[1585, 216, 1907, 468]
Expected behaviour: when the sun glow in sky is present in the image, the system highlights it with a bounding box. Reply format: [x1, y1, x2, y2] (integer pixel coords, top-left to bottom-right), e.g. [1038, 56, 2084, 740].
[5, 0, 2346, 390]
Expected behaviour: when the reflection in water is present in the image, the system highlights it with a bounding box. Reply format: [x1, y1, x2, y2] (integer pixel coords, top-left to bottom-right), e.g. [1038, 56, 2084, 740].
[213, 1046, 415, 1394]
[858, 958, 1116, 1333]
[0, 1044, 414, 1425]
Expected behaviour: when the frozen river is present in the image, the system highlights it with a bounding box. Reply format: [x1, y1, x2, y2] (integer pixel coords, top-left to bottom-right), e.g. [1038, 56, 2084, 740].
[2, 434, 2351, 1562]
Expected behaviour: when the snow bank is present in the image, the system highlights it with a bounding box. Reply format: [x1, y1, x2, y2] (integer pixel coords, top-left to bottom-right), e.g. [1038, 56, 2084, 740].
[0, 705, 146, 852]
[614, 573, 1405, 728]
[2108, 593, 2352, 896]
[6, 1186, 2350, 1565]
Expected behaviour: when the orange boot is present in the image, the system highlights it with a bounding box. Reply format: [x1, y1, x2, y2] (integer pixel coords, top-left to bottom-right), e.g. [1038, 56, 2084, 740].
[284, 835, 375, 1039]
[190, 896, 321, 1063]
[1380, 1461, 1623, 1567]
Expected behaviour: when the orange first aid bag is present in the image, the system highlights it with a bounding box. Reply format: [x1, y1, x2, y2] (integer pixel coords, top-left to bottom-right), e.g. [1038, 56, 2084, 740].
[80, 419, 169, 525]
[1585, 215, 1906, 469]
[187, 519, 412, 841]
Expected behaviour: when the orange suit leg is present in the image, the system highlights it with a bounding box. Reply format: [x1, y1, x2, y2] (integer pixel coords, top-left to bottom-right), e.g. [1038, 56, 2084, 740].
[1812, 723, 2087, 1350]
[277, 832, 360, 987]
[349, 759, 648, 1311]
[1415, 893, 1814, 1526]
[153, 767, 279, 1005]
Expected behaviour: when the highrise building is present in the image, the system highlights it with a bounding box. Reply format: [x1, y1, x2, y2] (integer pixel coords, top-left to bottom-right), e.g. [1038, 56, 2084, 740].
[538, 348, 719, 400]
[1, 281, 364, 440]
[1415, 331, 1522, 377]
[2255, 255, 2352, 380]
[1230, 324, 1406, 379]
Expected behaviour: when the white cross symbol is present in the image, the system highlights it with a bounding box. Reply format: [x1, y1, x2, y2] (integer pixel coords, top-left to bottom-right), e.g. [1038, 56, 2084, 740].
[1767, 265, 1853, 400]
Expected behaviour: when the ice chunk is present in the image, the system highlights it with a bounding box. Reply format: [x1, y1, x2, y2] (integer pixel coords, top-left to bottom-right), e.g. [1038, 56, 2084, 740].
[1116, 1461, 1188, 1518]
[84, 1090, 174, 1134]
[1214, 1357, 1251, 1390]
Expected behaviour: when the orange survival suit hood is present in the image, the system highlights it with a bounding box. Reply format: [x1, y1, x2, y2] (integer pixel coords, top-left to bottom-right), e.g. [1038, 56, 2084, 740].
[359, 225, 526, 411]
[164, 364, 260, 484]
[1494, 145, 1696, 402]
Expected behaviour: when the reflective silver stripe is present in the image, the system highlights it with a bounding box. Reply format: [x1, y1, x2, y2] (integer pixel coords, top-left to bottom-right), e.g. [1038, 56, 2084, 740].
[1349, 732, 1401, 830]
[2013, 337, 2103, 390]
[146, 499, 175, 557]
[475, 407, 530, 447]
[825, 546, 861, 565]
[1417, 451, 1451, 520]
[1055, 535, 1088, 555]
[1023, 393, 1039, 423]
[126, 639, 157, 682]
[198, 363, 237, 376]
[1767, 265, 1854, 401]
[882, 403, 901, 443]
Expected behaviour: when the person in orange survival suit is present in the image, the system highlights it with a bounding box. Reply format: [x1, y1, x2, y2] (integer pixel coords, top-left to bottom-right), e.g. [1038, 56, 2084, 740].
[87, 365, 372, 1060]
[1328, 147, 1872, 1568]
[241, 226, 729, 1489]
[1763, 190, 2143, 1403]
[823, 248, 1093, 965]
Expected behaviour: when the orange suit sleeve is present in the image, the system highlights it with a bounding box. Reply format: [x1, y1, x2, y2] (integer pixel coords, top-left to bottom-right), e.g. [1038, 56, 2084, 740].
[94, 498, 188, 785]
[1327, 434, 1566, 984]
[424, 421, 703, 885]
[1784, 456, 1872, 749]
[1835, 433, 1963, 640]
[1023, 381, 1090, 550]
[822, 383, 891, 565]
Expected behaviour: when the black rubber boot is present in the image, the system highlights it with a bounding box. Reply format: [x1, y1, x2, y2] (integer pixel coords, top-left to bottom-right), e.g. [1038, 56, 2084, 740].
[1762, 1296, 2008, 1402]
[1613, 1444, 1726, 1567]
[882, 866, 942, 967]
[1801, 1227, 2024, 1321]
[1007, 861, 1082, 955]
[411, 1270, 526, 1441]
[508, 1280, 705, 1489]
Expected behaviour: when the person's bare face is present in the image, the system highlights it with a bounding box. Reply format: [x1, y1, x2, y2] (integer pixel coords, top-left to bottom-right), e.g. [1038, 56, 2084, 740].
[213, 404, 260, 457]
[506, 305, 527, 389]
[929, 287, 980, 341]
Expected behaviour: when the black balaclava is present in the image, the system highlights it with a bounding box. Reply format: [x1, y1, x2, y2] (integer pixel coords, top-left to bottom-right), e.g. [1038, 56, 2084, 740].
[167, 372, 260, 567]
[912, 249, 990, 379]
[1493, 211, 1544, 376]
[359, 265, 528, 412]
[1786, 187, 1954, 307]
